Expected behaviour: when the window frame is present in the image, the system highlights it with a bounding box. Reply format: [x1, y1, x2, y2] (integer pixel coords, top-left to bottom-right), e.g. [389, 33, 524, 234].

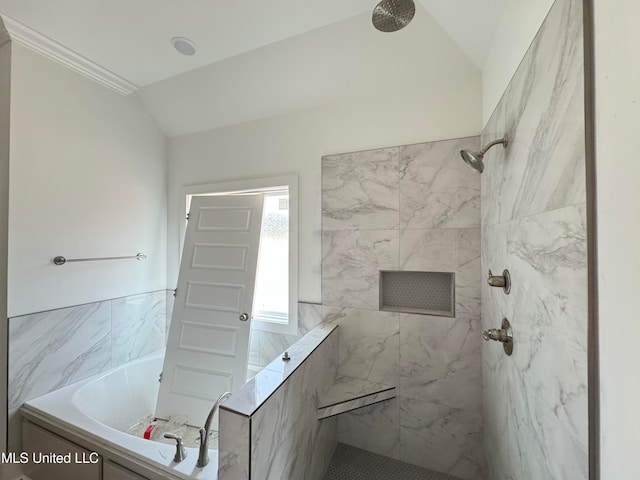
[180, 175, 299, 335]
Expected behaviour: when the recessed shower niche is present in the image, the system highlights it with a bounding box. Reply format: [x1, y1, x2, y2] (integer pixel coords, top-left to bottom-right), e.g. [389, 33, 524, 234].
[379, 270, 455, 317]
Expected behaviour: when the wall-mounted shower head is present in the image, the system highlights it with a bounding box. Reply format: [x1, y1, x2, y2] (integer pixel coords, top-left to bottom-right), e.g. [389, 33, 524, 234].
[372, 0, 415, 33]
[460, 135, 508, 173]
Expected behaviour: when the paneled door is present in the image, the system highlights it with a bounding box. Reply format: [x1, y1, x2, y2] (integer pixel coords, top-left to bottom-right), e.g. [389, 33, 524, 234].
[155, 194, 263, 426]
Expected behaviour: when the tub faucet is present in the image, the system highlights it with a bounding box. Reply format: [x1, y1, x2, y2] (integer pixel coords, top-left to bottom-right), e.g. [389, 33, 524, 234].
[197, 391, 232, 468]
[163, 433, 187, 463]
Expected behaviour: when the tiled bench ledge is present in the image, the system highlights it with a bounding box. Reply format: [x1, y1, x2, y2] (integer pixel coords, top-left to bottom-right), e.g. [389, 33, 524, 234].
[317, 375, 396, 420]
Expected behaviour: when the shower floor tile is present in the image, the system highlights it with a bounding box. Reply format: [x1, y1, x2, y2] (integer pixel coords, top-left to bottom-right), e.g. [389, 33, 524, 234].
[324, 443, 463, 480]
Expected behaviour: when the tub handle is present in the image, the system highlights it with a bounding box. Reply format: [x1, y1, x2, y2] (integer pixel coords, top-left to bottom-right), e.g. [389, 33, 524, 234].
[164, 432, 187, 463]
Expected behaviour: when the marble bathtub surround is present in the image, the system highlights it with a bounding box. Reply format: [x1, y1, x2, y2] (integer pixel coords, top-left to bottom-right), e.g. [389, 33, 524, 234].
[322, 137, 483, 479]
[480, 0, 588, 478]
[9, 301, 112, 412]
[112, 291, 167, 366]
[219, 324, 339, 480]
[8, 290, 168, 452]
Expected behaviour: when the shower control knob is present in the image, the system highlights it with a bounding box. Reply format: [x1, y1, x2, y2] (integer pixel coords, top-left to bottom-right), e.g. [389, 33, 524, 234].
[481, 318, 513, 356]
[239, 313, 249, 322]
[487, 269, 511, 294]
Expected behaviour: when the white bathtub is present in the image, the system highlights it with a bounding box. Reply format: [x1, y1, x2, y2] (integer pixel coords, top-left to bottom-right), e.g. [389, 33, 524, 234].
[20, 353, 219, 480]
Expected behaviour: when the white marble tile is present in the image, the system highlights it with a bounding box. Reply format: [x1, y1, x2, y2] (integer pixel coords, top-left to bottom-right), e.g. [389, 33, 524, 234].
[480, 2, 588, 477]
[322, 148, 400, 231]
[399, 137, 481, 229]
[225, 324, 337, 418]
[506, 205, 588, 443]
[224, 368, 288, 417]
[399, 228, 457, 272]
[218, 408, 250, 480]
[248, 329, 260, 367]
[322, 229, 399, 309]
[399, 228, 480, 320]
[399, 314, 481, 413]
[250, 330, 338, 480]
[482, 358, 553, 480]
[337, 397, 400, 459]
[218, 450, 249, 480]
[8, 302, 112, 411]
[320, 375, 395, 408]
[259, 331, 300, 367]
[323, 307, 399, 386]
[318, 389, 396, 420]
[318, 374, 396, 420]
[111, 291, 166, 366]
[400, 397, 484, 480]
[488, 0, 585, 225]
[481, 100, 507, 228]
[298, 302, 323, 335]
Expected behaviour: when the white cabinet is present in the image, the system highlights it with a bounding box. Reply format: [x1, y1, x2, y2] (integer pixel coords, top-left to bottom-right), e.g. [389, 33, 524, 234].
[22, 421, 102, 480]
[104, 461, 151, 480]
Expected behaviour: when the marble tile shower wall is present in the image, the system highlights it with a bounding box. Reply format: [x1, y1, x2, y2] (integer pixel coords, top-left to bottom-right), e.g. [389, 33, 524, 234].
[8, 290, 167, 451]
[480, 0, 588, 478]
[321, 138, 484, 480]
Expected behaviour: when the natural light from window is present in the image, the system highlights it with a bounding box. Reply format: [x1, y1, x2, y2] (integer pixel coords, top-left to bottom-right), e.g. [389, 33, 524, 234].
[252, 193, 289, 324]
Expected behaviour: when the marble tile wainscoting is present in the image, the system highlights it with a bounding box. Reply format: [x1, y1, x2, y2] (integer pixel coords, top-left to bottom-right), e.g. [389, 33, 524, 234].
[321, 138, 484, 480]
[8, 290, 168, 452]
[480, 0, 588, 478]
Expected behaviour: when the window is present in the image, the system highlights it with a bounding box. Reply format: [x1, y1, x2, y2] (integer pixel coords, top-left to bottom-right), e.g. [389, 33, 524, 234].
[252, 193, 289, 324]
[181, 175, 298, 335]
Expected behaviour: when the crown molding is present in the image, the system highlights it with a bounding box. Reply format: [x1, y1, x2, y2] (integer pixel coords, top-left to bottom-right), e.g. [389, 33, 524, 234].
[1, 15, 138, 95]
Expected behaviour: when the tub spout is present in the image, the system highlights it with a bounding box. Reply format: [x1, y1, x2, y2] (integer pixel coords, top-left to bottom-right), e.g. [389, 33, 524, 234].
[197, 391, 232, 468]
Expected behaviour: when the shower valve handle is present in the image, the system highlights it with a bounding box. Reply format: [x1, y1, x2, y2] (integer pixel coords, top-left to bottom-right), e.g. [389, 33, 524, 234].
[487, 269, 511, 294]
[482, 318, 514, 356]
[482, 328, 510, 343]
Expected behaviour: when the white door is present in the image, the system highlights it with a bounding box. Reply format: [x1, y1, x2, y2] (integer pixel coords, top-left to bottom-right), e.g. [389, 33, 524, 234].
[155, 194, 264, 426]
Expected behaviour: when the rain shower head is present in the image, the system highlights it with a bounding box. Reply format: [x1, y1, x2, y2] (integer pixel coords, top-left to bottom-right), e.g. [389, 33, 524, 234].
[372, 0, 415, 32]
[460, 135, 509, 173]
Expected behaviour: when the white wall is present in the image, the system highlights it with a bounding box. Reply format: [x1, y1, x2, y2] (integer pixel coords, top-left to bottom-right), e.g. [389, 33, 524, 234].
[482, 0, 555, 124]
[0, 32, 12, 453]
[7, 44, 168, 317]
[168, 75, 482, 303]
[594, 0, 640, 477]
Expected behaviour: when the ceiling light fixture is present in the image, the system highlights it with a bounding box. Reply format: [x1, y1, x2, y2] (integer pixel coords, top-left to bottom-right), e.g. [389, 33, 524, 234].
[171, 36, 196, 56]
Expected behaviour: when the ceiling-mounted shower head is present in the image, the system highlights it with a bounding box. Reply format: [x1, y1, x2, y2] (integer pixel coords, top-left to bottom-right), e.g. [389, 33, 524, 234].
[460, 135, 509, 173]
[372, 0, 415, 33]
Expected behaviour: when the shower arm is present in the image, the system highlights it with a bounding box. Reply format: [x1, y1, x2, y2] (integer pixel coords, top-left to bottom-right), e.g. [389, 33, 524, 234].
[480, 137, 508, 155]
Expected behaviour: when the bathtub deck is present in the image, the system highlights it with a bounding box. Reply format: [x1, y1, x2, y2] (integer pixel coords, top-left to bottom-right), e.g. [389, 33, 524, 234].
[128, 414, 218, 449]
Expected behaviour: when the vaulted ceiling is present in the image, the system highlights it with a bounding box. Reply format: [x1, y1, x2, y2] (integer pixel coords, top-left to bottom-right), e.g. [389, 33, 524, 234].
[0, 0, 507, 135]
